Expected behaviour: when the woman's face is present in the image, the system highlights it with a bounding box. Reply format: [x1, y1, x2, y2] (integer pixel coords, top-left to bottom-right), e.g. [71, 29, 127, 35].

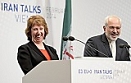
[31, 25, 45, 44]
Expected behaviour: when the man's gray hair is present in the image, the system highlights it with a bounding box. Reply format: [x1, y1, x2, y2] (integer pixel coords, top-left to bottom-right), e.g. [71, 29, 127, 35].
[104, 15, 121, 26]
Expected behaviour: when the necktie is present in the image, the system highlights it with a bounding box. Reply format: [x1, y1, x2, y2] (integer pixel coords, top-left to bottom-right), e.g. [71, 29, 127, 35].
[110, 41, 116, 59]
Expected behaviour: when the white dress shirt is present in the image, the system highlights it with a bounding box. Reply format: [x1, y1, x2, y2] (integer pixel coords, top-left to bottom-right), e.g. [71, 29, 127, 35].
[109, 41, 116, 60]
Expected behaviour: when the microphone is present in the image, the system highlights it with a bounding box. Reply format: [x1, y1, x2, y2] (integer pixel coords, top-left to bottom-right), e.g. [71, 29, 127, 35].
[119, 44, 130, 56]
[62, 36, 74, 59]
[62, 36, 68, 41]
[68, 36, 109, 57]
[69, 36, 86, 45]
[68, 36, 75, 41]
[119, 44, 130, 48]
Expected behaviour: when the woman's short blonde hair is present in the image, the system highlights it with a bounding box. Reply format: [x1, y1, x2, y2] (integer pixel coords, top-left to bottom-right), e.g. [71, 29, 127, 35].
[25, 15, 48, 41]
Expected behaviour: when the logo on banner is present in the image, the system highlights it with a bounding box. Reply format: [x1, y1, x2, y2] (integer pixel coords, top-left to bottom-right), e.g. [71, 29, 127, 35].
[0, 2, 42, 23]
[46, 7, 64, 19]
[78, 68, 126, 80]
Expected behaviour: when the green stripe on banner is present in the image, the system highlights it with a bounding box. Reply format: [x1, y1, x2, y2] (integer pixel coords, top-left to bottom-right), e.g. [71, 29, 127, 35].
[60, 0, 72, 60]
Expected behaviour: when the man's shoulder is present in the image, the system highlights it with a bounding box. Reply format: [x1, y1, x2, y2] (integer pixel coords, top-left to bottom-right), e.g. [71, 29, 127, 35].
[89, 34, 103, 40]
[117, 38, 128, 44]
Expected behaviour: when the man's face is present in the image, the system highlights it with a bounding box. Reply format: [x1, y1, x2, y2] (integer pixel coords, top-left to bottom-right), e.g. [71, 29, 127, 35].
[104, 17, 121, 41]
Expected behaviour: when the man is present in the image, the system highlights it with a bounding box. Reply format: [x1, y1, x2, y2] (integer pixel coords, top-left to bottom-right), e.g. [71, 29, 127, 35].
[84, 15, 130, 61]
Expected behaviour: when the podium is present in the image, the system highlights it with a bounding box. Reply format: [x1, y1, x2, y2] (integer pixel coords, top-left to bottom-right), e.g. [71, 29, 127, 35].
[22, 57, 131, 83]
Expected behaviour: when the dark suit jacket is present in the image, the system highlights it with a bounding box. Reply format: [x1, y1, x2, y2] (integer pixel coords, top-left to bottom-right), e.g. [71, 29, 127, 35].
[84, 33, 130, 61]
[17, 41, 59, 74]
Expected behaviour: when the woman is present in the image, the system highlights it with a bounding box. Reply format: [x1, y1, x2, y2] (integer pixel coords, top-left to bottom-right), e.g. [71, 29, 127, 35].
[17, 15, 59, 74]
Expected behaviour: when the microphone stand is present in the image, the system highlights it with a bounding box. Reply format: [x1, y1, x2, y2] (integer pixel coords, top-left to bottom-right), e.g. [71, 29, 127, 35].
[75, 39, 85, 45]
[74, 39, 109, 57]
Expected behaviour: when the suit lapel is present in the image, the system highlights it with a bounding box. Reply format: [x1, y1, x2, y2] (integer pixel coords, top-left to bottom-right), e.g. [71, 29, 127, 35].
[44, 44, 55, 59]
[115, 39, 122, 60]
[101, 34, 112, 57]
[28, 41, 47, 59]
